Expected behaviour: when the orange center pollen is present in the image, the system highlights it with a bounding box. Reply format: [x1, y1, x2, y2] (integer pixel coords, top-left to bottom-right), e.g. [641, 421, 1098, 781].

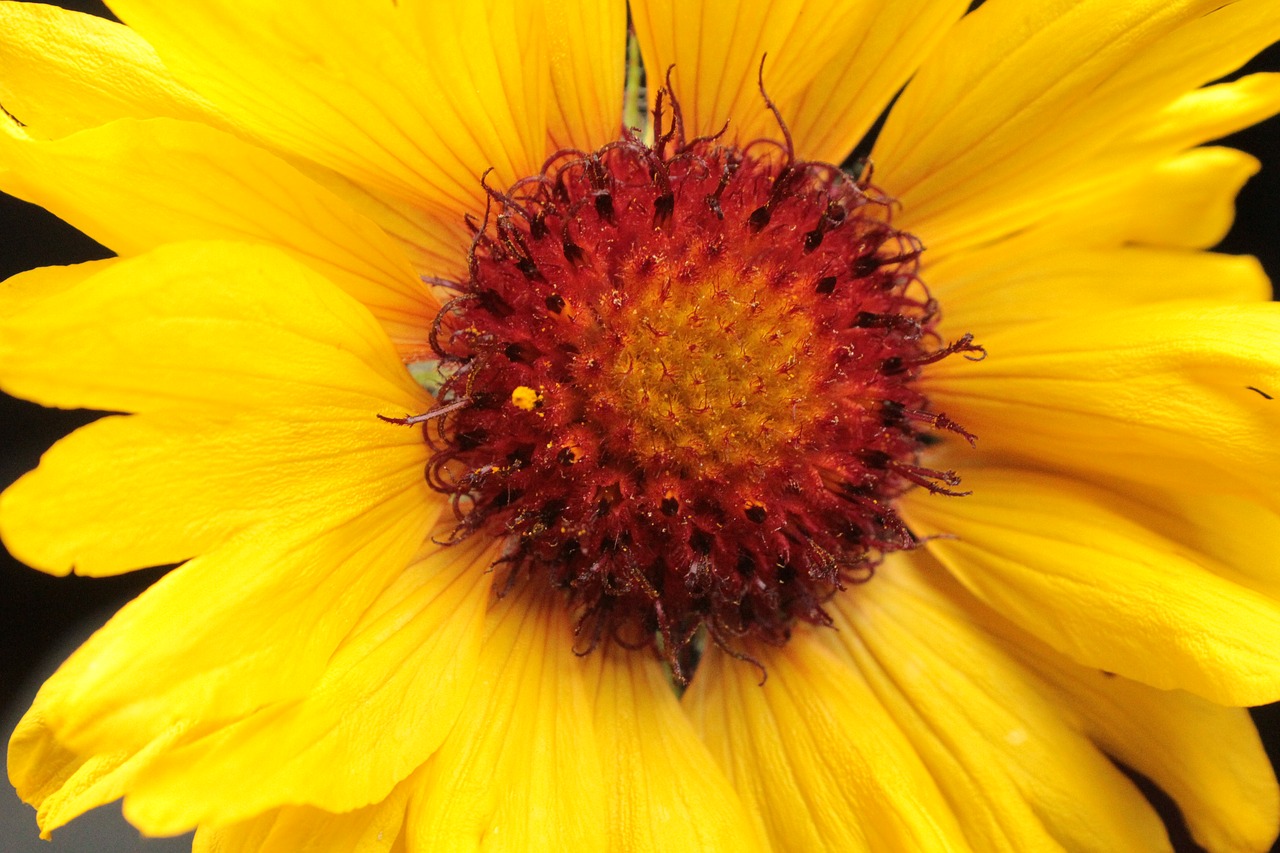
[603, 260, 822, 473]
[416, 97, 981, 681]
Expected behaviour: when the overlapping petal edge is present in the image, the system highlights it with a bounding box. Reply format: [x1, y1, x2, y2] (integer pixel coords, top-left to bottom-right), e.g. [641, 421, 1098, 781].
[2, 1, 1280, 851]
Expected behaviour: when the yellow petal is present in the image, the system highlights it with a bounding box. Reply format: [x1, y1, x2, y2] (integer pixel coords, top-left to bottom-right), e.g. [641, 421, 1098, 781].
[108, 0, 546, 222]
[825, 554, 1170, 852]
[0, 255, 117, 312]
[0, 3, 473, 290]
[0, 117, 437, 349]
[1, 245, 446, 753]
[291, 162, 470, 293]
[923, 142, 1261, 266]
[580, 646, 767, 852]
[540, 0, 626, 152]
[1048, 147, 1260, 251]
[0, 241, 425, 416]
[902, 467, 1280, 706]
[683, 635, 968, 852]
[1127, 72, 1280, 156]
[928, 246, 1270, 342]
[1034, 652, 1279, 853]
[1039, 75, 1280, 253]
[912, 557, 1280, 853]
[196, 817, 271, 853]
[405, 584, 607, 852]
[0, 1, 224, 138]
[1126, 489, 1280, 603]
[192, 772, 414, 853]
[8, 710, 191, 839]
[3, 409, 436, 577]
[122, 538, 495, 834]
[630, 0, 870, 143]
[877, 0, 1280, 253]
[926, 302, 1280, 507]
[18, 483, 433, 751]
[19, 542, 461, 845]
[1, 243, 434, 577]
[782, 0, 968, 164]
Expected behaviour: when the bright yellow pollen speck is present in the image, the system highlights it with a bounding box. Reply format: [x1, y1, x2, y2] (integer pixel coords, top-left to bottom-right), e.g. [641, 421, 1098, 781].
[511, 385, 542, 410]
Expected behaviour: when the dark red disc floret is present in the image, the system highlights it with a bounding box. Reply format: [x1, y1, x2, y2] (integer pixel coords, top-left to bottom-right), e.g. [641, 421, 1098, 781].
[415, 97, 980, 682]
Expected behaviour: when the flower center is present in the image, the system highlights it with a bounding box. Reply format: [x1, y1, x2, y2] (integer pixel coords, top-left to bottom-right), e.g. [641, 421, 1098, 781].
[599, 236, 825, 474]
[413, 96, 980, 680]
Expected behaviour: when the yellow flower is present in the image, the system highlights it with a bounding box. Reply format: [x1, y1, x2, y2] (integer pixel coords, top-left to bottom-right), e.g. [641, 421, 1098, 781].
[3, 0, 1280, 850]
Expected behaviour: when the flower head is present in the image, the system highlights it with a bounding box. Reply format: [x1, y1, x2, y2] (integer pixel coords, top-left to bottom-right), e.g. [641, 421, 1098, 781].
[421, 90, 986, 679]
[3, 1, 1280, 850]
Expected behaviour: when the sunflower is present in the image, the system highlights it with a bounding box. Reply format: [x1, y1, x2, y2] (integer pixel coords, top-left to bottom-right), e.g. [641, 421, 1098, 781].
[4, 0, 1280, 850]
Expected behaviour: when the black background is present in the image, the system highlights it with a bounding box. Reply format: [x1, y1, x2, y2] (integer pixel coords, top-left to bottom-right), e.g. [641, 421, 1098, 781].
[1, 2, 1278, 851]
